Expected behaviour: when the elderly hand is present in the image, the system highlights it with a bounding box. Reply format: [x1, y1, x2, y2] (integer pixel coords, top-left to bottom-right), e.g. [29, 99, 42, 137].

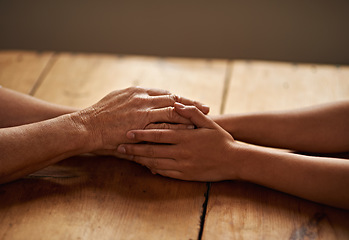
[71, 87, 209, 154]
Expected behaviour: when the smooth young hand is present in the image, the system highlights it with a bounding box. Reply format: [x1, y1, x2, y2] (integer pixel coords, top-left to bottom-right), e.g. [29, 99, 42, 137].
[117, 103, 239, 181]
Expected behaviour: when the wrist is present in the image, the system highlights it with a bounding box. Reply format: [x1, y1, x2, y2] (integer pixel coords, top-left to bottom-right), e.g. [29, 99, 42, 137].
[217, 140, 243, 181]
[225, 142, 255, 181]
[212, 114, 239, 136]
[67, 110, 99, 153]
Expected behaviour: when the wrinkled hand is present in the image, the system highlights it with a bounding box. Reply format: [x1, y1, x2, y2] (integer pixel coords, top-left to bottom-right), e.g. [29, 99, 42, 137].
[117, 102, 239, 182]
[72, 87, 209, 156]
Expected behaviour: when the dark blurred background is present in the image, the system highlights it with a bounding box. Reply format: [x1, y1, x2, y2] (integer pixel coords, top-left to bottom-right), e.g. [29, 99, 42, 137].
[1, 0, 349, 64]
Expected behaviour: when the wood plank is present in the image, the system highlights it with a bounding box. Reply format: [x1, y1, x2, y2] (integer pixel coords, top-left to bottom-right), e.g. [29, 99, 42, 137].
[203, 61, 349, 240]
[0, 52, 227, 239]
[34, 53, 226, 114]
[224, 61, 349, 113]
[0, 50, 53, 94]
[204, 182, 349, 239]
[134, 57, 227, 115]
[0, 156, 206, 240]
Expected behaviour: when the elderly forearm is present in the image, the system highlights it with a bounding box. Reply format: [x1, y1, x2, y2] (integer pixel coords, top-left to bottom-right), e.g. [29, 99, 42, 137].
[0, 114, 90, 184]
[214, 101, 349, 153]
[0, 87, 78, 128]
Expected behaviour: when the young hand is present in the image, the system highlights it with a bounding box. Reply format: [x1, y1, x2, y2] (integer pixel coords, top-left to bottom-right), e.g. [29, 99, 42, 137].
[117, 102, 239, 182]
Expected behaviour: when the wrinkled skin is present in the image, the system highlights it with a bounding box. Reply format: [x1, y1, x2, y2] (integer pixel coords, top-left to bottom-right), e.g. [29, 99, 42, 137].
[74, 87, 209, 157]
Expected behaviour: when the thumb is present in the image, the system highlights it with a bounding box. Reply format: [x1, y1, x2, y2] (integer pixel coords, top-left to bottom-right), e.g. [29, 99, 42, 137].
[174, 102, 216, 128]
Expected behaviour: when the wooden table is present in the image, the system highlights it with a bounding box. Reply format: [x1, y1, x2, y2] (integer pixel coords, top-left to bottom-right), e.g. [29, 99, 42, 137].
[1, 50, 349, 240]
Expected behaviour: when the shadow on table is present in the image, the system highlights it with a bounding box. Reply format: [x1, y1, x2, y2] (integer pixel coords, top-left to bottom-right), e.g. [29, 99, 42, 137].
[207, 151, 349, 239]
[293, 151, 349, 160]
[0, 154, 206, 210]
[209, 179, 349, 239]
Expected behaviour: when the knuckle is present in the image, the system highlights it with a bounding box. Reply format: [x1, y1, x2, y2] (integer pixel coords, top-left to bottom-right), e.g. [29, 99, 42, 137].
[154, 130, 163, 141]
[167, 107, 177, 120]
[133, 86, 142, 92]
[130, 95, 146, 107]
[126, 86, 136, 92]
[143, 110, 151, 123]
[171, 94, 179, 102]
[175, 95, 182, 103]
[128, 86, 144, 95]
[167, 94, 176, 105]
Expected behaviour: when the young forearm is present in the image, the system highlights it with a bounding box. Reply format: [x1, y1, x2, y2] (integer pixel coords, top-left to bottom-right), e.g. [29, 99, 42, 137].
[0, 87, 78, 128]
[233, 144, 349, 209]
[214, 101, 349, 153]
[0, 114, 90, 184]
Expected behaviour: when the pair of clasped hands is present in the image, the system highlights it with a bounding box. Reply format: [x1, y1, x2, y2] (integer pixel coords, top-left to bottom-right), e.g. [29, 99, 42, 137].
[2, 86, 349, 208]
[82, 87, 233, 182]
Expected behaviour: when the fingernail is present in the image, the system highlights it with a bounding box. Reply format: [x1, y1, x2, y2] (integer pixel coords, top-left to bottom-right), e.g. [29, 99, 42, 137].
[187, 124, 195, 129]
[203, 105, 210, 113]
[174, 102, 185, 109]
[127, 131, 135, 139]
[117, 145, 126, 154]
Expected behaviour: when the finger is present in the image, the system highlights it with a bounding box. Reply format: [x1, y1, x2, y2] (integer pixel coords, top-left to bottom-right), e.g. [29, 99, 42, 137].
[148, 95, 178, 109]
[126, 129, 180, 144]
[117, 143, 175, 158]
[145, 123, 195, 130]
[174, 95, 210, 115]
[152, 169, 183, 179]
[150, 95, 209, 114]
[174, 102, 216, 128]
[145, 88, 171, 96]
[149, 107, 192, 124]
[132, 156, 178, 170]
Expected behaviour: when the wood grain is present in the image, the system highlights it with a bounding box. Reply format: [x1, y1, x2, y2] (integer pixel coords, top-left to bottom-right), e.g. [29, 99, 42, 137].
[0, 52, 227, 239]
[2, 52, 349, 240]
[203, 182, 349, 240]
[34, 53, 227, 114]
[203, 60, 349, 240]
[224, 61, 349, 113]
[132, 57, 227, 115]
[0, 156, 206, 240]
[0, 50, 53, 94]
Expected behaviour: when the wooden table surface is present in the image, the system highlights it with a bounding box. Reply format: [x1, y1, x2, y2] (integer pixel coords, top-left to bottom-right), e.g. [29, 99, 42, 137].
[0, 50, 349, 240]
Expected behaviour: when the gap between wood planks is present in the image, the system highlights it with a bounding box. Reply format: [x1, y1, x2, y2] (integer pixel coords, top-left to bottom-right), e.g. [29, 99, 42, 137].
[197, 62, 233, 240]
[29, 53, 58, 96]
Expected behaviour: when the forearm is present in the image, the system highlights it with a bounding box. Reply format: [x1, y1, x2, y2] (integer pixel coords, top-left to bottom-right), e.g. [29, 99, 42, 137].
[0, 87, 78, 128]
[0, 114, 90, 184]
[233, 143, 349, 209]
[214, 101, 349, 153]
